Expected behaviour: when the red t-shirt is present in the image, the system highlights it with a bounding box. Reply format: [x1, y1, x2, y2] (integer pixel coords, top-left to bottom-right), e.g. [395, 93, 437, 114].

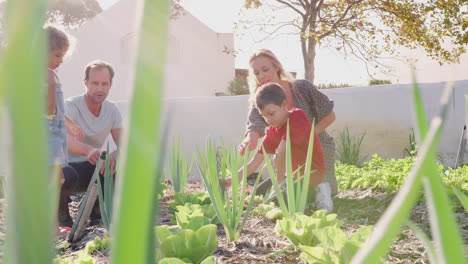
[260, 108, 325, 184]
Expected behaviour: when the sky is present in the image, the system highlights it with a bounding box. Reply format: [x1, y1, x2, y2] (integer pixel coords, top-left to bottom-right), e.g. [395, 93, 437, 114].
[98, 0, 467, 85]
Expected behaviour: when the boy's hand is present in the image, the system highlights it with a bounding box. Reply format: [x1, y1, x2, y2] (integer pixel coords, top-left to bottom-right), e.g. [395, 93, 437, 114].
[238, 131, 260, 156]
[224, 177, 232, 188]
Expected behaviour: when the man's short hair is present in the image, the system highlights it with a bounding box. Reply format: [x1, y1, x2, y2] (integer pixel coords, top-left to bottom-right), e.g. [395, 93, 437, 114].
[255, 82, 286, 110]
[84, 60, 115, 82]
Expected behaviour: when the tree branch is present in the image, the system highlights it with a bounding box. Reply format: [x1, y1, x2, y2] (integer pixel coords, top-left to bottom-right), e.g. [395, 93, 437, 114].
[274, 0, 305, 16]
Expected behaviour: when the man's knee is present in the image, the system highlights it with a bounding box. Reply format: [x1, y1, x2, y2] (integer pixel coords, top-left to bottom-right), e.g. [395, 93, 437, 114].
[62, 165, 78, 189]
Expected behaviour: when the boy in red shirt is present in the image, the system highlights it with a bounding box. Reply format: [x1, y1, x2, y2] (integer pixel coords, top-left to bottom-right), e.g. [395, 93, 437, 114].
[235, 82, 332, 212]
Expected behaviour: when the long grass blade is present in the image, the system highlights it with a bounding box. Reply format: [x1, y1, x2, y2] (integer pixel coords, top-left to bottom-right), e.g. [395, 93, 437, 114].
[285, 120, 295, 215]
[298, 120, 315, 212]
[264, 150, 289, 216]
[351, 79, 456, 263]
[452, 187, 468, 211]
[2, 1, 53, 263]
[406, 221, 437, 264]
[111, 0, 168, 263]
[413, 81, 465, 263]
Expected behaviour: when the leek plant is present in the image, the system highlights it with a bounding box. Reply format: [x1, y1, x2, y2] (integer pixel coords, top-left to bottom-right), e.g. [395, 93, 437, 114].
[336, 127, 367, 166]
[167, 137, 193, 193]
[351, 80, 465, 263]
[96, 148, 114, 231]
[1, 0, 54, 263]
[111, 0, 168, 264]
[196, 139, 262, 242]
[264, 120, 316, 218]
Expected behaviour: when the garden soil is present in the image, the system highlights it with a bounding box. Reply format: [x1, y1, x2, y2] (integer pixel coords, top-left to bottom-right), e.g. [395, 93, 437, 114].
[0, 183, 466, 263]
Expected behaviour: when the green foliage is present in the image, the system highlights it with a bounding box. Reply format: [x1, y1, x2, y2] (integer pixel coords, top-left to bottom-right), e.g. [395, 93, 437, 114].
[368, 79, 391, 86]
[442, 166, 468, 191]
[53, 251, 96, 264]
[96, 147, 114, 231]
[111, 1, 168, 263]
[264, 120, 316, 218]
[404, 129, 417, 157]
[241, 0, 468, 82]
[1, 0, 54, 263]
[275, 211, 343, 247]
[168, 192, 211, 214]
[351, 80, 465, 263]
[166, 137, 193, 193]
[159, 256, 216, 264]
[155, 224, 217, 264]
[173, 203, 218, 230]
[336, 154, 468, 192]
[336, 155, 415, 191]
[299, 226, 373, 264]
[157, 180, 169, 200]
[196, 139, 262, 242]
[251, 202, 277, 217]
[244, 194, 263, 205]
[226, 77, 249, 96]
[265, 208, 284, 221]
[85, 235, 110, 255]
[336, 127, 367, 167]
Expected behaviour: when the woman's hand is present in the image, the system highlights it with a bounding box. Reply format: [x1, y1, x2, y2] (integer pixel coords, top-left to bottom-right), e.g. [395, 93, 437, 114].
[238, 131, 260, 156]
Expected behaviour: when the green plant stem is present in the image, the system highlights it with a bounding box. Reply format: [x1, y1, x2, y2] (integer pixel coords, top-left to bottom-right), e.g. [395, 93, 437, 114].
[351, 80, 457, 263]
[266, 244, 294, 258]
[111, 1, 168, 263]
[2, 1, 53, 263]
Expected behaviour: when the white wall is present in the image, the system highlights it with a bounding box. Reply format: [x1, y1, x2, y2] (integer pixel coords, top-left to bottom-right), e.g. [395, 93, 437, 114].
[2, 80, 466, 179]
[114, 80, 468, 181]
[59, 0, 235, 101]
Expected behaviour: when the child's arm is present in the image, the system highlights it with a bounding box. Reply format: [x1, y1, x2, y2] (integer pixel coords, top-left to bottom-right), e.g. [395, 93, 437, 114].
[47, 69, 56, 116]
[238, 152, 265, 181]
[65, 115, 85, 140]
[275, 140, 287, 183]
[67, 133, 101, 165]
[225, 152, 265, 187]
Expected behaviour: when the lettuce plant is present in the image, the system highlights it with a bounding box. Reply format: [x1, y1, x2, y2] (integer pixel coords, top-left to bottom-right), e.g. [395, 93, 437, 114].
[155, 224, 217, 264]
[275, 211, 343, 247]
[159, 256, 215, 264]
[174, 203, 218, 230]
[299, 226, 373, 264]
[251, 202, 277, 217]
[168, 192, 211, 214]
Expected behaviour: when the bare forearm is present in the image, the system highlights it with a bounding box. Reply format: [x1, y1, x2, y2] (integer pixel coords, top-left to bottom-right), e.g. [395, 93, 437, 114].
[275, 140, 286, 182]
[67, 133, 93, 156]
[238, 153, 264, 181]
[315, 111, 335, 135]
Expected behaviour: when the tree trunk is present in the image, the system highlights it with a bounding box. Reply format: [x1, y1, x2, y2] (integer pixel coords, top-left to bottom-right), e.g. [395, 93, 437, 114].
[303, 37, 317, 84]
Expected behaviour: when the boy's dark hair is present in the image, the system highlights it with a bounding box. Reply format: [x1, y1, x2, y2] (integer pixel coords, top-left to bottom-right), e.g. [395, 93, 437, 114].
[255, 82, 286, 110]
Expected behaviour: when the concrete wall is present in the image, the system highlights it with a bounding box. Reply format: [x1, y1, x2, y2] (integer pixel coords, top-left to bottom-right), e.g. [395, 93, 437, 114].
[108, 80, 468, 180]
[1, 80, 466, 179]
[59, 0, 235, 101]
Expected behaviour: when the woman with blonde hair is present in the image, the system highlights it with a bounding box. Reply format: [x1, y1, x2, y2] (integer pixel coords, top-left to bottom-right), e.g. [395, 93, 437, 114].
[238, 49, 337, 212]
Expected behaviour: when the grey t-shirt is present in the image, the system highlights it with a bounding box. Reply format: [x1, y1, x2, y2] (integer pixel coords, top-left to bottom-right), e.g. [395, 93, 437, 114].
[65, 95, 122, 163]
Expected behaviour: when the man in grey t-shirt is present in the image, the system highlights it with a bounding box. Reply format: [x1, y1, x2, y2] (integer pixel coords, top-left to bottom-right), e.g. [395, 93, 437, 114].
[59, 60, 122, 227]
